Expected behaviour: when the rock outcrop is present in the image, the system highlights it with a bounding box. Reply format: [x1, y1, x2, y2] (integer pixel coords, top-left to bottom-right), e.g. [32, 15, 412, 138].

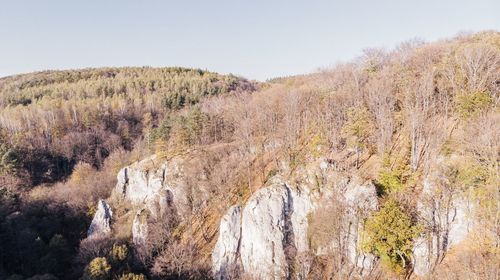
[342, 182, 379, 270]
[239, 181, 312, 279]
[212, 175, 378, 279]
[132, 209, 149, 246]
[412, 178, 475, 276]
[212, 179, 312, 279]
[87, 200, 113, 237]
[310, 179, 378, 275]
[114, 155, 197, 218]
[108, 153, 479, 278]
[115, 156, 168, 208]
[110, 155, 201, 245]
[212, 205, 242, 280]
[85, 154, 198, 247]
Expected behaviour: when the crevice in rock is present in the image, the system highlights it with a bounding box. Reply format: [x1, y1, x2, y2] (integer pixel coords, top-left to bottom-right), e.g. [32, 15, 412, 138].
[235, 206, 243, 277]
[283, 185, 297, 279]
[121, 167, 129, 196]
[161, 167, 166, 185]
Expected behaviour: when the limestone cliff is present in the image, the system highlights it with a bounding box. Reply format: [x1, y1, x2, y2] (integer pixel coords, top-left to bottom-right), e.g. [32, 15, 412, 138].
[211, 205, 242, 280]
[86, 153, 481, 279]
[86, 154, 194, 244]
[212, 172, 379, 279]
[114, 155, 191, 217]
[412, 177, 475, 276]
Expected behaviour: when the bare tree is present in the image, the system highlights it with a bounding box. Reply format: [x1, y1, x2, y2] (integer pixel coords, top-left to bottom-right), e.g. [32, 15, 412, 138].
[401, 45, 448, 171]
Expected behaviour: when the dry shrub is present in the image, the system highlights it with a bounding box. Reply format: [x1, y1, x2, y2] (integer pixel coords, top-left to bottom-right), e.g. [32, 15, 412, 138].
[151, 239, 210, 279]
[77, 236, 115, 268]
[430, 246, 500, 280]
[48, 148, 135, 212]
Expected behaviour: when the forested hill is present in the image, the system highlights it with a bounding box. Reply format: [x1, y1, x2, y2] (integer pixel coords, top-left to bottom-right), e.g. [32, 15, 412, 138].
[0, 31, 499, 280]
[0, 67, 256, 185]
[0, 67, 256, 279]
[0, 67, 255, 107]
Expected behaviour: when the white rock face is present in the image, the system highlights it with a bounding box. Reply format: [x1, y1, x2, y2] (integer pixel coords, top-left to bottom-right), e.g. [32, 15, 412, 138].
[132, 209, 149, 246]
[290, 185, 315, 258]
[239, 183, 296, 279]
[212, 205, 242, 280]
[211, 173, 387, 280]
[115, 155, 167, 206]
[413, 179, 475, 276]
[87, 200, 113, 237]
[114, 155, 194, 218]
[212, 179, 314, 279]
[343, 183, 379, 270]
[112, 154, 209, 246]
[313, 181, 378, 274]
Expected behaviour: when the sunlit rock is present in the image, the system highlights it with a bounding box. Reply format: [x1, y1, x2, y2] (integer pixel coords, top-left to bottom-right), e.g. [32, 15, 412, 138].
[132, 209, 149, 246]
[413, 178, 475, 276]
[87, 200, 113, 237]
[212, 205, 242, 280]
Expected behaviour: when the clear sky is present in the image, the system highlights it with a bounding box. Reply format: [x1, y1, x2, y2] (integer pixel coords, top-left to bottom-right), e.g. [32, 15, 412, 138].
[1, 1, 499, 81]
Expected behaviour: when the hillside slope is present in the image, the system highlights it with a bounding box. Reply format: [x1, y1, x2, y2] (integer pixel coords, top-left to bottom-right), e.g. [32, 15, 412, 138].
[0, 31, 499, 280]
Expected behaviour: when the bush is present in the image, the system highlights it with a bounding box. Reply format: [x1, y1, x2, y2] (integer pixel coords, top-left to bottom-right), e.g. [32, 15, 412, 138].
[109, 244, 128, 264]
[376, 169, 404, 195]
[375, 154, 411, 195]
[82, 257, 111, 280]
[117, 273, 146, 280]
[0, 144, 19, 174]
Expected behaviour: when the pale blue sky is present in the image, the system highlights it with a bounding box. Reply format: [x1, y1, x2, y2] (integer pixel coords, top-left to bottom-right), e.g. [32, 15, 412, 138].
[1, 1, 499, 81]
